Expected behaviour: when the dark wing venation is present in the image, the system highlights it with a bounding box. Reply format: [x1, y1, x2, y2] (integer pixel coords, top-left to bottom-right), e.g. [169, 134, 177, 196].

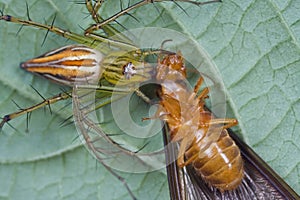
[164, 126, 299, 200]
[229, 128, 299, 200]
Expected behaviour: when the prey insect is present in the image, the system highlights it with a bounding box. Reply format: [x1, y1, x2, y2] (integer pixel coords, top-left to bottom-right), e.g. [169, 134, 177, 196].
[153, 53, 300, 199]
[0, 0, 223, 199]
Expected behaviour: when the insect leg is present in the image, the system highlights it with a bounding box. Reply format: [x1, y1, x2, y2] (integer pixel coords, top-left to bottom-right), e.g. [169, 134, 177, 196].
[177, 136, 195, 168]
[84, 0, 148, 34]
[194, 76, 204, 94]
[205, 118, 238, 129]
[0, 13, 97, 44]
[84, 0, 134, 44]
[85, 0, 103, 24]
[0, 91, 71, 130]
[192, 76, 210, 110]
[178, 147, 199, 168]
[74, 105, 138, 200]
[84, 0, 222, 34]
[0, 13, 133, 51]
[194, 77, 209, 98]
[134, 88, 151, 103]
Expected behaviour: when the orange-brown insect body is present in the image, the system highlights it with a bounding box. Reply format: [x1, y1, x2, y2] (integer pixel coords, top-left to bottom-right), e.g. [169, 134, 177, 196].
[155, 53, 243, 191]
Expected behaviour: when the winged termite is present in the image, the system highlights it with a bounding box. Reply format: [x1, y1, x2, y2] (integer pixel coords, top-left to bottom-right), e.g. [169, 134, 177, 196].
[156, 53, 300, 199]
[0, 0, 223, 199]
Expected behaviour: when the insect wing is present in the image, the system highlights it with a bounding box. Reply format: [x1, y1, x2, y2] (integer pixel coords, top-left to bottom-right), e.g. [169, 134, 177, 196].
[228, 128, 299, 200]
[164, 127, 300, 200]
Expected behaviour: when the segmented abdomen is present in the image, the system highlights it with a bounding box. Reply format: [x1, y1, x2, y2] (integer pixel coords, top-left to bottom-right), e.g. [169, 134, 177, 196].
[155, 53, 244, 191]
[185, 127, 244, 191]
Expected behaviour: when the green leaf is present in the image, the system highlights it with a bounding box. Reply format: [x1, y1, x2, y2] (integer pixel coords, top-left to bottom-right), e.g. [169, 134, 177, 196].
[0, 0, 299, 199]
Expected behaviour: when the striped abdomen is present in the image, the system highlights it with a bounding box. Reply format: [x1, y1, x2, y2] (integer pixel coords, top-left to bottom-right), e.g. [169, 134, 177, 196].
[155, 53, 244, 191]
[21, 45, 103, 85]
[185, 126, 244, 191]
[21, 45, 152, 86]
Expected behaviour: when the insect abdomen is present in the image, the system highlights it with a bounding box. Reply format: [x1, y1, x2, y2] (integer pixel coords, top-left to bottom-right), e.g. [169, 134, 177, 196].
[155, 53, 244, 192]
[187, 129, 244, 191]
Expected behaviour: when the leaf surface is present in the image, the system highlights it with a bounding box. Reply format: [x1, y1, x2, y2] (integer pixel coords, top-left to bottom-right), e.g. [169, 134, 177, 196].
[0, 0, 299, 199]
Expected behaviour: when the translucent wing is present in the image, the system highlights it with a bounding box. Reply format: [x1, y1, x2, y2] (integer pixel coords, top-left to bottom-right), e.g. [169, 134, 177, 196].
[164, 126, 299, 200]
